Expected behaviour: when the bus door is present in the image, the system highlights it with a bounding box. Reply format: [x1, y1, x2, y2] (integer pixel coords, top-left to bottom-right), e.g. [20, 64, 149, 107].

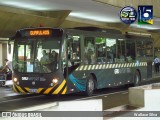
[116, 39, 128, 83]
[64, 35, 81, 78]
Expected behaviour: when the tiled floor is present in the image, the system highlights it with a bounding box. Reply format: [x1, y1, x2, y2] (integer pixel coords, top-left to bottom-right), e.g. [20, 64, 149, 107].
[0, 87, 19, 98]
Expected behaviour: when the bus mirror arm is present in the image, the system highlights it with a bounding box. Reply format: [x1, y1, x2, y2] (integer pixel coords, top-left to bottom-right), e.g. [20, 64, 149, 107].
[8, 36, 14, 54]
[66, 34, 73, 41]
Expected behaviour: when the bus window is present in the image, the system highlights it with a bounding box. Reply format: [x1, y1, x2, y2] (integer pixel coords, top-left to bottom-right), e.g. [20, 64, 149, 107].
[106, 38, 116, 63]
[16, 43, 33, 72]
[36, 40, 60, 72]
[136, 41, 145, 58]
[126, 40, 136, 62]
[136, 40, 153, 59]
[96, 37, 106, 63]
[13, 38, 60, 73]
[84, 37, 95, 64]
[17, 44, 25, 72]
[18, 45, 25, 61]
[71, 36, 81, 63]
[116, 39, 126, 63]
[145, 41, 153, 57]
[61, 37, 67, 63]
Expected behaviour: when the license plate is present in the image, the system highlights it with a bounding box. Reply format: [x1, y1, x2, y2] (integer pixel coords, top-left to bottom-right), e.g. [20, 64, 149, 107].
[30, 89, 38, 93]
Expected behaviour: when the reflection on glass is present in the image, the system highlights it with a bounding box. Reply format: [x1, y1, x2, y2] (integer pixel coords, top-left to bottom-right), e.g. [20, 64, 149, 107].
[106, 38, 116, 63]
[13, 38, 60, 73]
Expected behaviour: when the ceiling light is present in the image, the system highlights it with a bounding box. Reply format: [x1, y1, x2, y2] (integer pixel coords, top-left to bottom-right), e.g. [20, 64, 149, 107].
[130, 24, 160, 30]
[69, 12, 120, 23]
[126, 31, 151, 36]
[0, 1, 48, 10]
[0, 38, 9, 41]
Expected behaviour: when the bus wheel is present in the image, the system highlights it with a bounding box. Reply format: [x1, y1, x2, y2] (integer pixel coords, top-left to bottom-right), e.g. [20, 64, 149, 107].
[134, 71, 140, 86]
[85, 75, 95, 96]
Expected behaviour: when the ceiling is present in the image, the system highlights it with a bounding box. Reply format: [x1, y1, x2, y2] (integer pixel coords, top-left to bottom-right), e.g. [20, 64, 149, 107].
[0, 0, 120, 22]
[0, 0, 159, 31]
[0, 0, 160, 48]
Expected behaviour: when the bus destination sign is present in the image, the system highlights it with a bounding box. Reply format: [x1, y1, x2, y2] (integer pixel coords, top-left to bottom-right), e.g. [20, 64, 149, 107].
[29, 30, 50, 36]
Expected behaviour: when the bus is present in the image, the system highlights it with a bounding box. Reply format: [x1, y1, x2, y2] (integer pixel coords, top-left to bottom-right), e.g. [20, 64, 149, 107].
[10, 27, 153, 96]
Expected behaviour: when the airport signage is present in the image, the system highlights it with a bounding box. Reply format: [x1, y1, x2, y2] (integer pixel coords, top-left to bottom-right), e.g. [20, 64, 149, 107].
[120, 5, 153, 25]
[138, 5, 153, 24]
[120, 6, 137, 24]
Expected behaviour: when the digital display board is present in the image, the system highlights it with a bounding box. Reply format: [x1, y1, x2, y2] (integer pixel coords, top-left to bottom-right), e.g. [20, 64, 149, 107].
[29, 30, 50, 36]
[15, 28, 63, 38]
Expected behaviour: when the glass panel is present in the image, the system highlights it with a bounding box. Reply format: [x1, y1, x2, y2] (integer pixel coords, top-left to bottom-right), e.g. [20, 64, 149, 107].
[145, 41, 153, 57]
[96, 37, 106, 63]
[136, 40, 153, 60]
[67, 35, 81, 67]
[116, 39, 126, 63]
[106, 38, 116, 63]
[18, 45, 25, 61]
[126, 41, 135, 62]
[71, 36, 81, 61]
[36, 40, 60, 73]
[136, 41, 145, 58]
[13, 38, 61, 73]
[61, 38, 67, 69]
[84, 37, 95, 64]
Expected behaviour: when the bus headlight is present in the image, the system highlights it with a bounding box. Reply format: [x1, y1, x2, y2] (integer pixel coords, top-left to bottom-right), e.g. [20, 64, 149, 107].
[13, 77, 18, 82]
[17, 82, 19, 85]
[52, 78, 58, 84]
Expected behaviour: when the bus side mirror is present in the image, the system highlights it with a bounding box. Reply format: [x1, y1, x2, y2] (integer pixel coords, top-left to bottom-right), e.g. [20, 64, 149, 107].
[66, 34, 73, 41]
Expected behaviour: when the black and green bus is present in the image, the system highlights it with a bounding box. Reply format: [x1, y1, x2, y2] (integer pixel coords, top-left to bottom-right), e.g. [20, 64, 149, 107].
[11, 27, 153, 96]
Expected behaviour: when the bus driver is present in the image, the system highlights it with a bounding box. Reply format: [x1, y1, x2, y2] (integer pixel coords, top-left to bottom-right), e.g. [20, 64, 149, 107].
[40, 50, 50, 64]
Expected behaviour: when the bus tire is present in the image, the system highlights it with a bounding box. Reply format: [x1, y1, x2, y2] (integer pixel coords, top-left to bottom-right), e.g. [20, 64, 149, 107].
[134, 71, 140, 86]
[85, 75, 95, 96]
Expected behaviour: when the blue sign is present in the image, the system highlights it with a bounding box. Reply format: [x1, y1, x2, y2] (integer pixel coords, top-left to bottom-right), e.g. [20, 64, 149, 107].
[138, 5, 153, 24]
[120, 6, 137, 24]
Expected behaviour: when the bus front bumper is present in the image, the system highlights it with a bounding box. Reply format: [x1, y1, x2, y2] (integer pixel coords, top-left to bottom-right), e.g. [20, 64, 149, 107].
[13, 79, 67, 95]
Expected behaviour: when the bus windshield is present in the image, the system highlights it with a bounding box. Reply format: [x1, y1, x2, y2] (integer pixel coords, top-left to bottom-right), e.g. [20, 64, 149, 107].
[13, 38, 61, 73]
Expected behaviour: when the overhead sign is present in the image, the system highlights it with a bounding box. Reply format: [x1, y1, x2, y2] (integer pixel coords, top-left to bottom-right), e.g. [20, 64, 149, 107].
[120, 6, 137, 24]
[138, 5, 153, 25]
[119, 5, 153, 25]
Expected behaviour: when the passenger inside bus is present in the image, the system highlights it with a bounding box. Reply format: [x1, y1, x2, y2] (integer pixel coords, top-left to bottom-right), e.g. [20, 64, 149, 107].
[67, 54, 72, 67]
[72, 53, 77, 60]
[40, 50, 51, 72]
[47, 50, 59, 71]
[50, 50, 58, 61]
[106, 48, 114, 63]
[63, 53, 81, 78]
[91, 53, 96, 64]
[40, 50, 50, 64]
[84, 42, 95, 64]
